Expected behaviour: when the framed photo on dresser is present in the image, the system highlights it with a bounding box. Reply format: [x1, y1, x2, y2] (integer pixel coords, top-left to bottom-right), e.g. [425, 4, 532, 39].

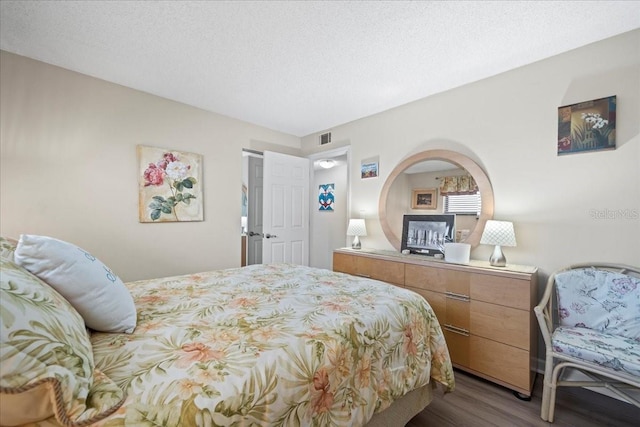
[401, 214, 455, 256]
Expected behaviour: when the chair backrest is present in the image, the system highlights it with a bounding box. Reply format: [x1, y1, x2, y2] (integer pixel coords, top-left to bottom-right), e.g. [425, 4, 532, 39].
[555, 266, 640, 340]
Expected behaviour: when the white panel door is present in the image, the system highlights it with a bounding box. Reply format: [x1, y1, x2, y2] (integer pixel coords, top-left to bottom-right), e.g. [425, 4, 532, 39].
[247, 156, 263, 265]
[262, 151, 309, 265]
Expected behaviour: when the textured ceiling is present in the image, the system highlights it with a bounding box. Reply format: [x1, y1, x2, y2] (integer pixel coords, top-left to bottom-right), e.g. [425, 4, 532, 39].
[1, 1, 639, 137]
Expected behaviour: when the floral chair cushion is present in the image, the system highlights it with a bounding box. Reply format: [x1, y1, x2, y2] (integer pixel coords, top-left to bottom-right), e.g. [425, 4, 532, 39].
[552, 326, 640, 377]
[555, 267, 640, 340]
[0, 258, 124, 426]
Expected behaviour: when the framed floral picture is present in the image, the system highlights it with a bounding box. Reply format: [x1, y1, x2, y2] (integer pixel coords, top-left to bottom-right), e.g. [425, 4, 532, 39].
[557, 96, 616, 155]
[138, 145, 203, 222]
[412, 188, 437, 210]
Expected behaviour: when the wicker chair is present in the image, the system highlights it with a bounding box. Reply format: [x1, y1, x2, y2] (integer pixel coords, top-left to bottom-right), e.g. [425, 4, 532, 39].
[534, 263, 640, 422]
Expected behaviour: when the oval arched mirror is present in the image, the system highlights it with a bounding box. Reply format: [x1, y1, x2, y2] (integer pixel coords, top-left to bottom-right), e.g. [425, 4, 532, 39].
[379, 149, 494, 250]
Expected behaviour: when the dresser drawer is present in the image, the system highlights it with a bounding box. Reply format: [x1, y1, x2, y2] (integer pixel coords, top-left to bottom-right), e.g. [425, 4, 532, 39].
[332, 252, 404, 286]
[406, 275, 469, 331]
[371, 260, 404, 286]
[405, 264, 470, 295]
[333, 253, 358, 275]
[405, 264, 445, 292]
[470, 336, 531, 391]
[333, 252, 373, 277]
[470, 274, 531, 310]
[445, 297, 469, 331]
[470, 300, 530, 350]
[407, 287, 445, 323]
[444, 330, 470, 368]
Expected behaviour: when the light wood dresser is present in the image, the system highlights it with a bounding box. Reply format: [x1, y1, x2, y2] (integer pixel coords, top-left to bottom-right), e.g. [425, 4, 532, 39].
[333, 247, 538, 397]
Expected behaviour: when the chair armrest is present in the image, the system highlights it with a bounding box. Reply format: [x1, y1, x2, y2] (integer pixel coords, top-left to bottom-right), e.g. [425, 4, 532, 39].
[534, 272, 557, 350]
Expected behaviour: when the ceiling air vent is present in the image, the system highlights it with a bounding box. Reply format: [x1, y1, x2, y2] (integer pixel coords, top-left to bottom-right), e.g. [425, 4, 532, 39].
[319, 132, 332, 145]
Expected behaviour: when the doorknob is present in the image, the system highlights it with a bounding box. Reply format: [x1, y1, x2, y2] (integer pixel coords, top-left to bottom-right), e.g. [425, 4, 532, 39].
[248, 231, 262, 237]
[265, 233, 278, 239]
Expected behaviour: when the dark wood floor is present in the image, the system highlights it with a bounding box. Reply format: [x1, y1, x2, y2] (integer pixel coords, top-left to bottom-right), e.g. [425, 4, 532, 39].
[407, 369, 639, 426]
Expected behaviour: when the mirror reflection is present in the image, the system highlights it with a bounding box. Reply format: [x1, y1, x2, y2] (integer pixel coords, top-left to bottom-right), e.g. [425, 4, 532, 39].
[386, 161, 481, 246]
[378, 149, 494, 251]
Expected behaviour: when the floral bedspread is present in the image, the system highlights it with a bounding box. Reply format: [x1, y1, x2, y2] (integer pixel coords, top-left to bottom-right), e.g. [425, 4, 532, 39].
[37, 263, 454, 427]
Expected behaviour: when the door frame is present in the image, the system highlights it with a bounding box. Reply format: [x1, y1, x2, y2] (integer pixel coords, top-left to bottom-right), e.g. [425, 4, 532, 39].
[242, 146, 351, 267]
[246, 153, 264, 265]
[307, 146, 351, 266]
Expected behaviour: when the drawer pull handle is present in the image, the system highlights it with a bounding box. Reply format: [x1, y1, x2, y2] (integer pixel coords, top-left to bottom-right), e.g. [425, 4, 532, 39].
[444, 324, 470, 336]
[445, 291, 470, 302]
[356, 274, 371, 278]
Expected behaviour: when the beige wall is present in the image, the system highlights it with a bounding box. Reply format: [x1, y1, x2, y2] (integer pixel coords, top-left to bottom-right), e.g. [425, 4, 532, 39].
[302, 29, 640, 281]
[0, 51, 300, 281]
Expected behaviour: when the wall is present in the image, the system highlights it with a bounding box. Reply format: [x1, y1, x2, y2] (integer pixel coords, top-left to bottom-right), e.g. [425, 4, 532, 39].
[0, 51, 300, 281]
[301, 30, 640, 282]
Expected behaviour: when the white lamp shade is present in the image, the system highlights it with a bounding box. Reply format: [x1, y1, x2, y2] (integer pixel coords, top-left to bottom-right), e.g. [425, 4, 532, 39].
[480, 220, 516, 247]
[347, 219, 367, 236]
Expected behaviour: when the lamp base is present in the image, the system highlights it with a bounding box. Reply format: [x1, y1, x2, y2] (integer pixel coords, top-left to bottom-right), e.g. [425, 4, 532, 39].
[489, 245, 506, 267]
[351, 235, 361, 250]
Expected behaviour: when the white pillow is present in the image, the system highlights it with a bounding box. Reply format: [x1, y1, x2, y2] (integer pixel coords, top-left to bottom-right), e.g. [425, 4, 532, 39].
[14, 234, 137, 333]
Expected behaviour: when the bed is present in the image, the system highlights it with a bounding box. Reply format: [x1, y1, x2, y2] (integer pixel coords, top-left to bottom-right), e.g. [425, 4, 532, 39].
[1, 235, 454, 427]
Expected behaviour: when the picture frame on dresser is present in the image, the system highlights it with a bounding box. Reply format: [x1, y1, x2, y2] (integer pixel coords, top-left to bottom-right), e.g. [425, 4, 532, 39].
[401, 214, 455, 257]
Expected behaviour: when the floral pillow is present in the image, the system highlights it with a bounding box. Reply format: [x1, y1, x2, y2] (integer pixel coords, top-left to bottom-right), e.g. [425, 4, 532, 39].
[14, 234, 137, 333]
[0, 236, 18, 261]
[555, 267, 640, 339]
[0, 258, 124, 426]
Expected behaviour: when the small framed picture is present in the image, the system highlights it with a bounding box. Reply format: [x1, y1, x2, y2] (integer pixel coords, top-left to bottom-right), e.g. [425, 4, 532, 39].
[361, 156, 379, 179]
[411, 188, 437, 210]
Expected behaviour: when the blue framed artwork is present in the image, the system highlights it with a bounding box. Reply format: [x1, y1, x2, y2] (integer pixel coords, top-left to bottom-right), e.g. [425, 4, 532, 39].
[318, 183, 335, 211]
[558, 95, 616, 155]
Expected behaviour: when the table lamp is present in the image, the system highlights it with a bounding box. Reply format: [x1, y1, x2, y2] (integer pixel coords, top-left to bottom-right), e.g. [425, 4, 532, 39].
[347, 219, 367, 249]
[480, 220, 516, 267]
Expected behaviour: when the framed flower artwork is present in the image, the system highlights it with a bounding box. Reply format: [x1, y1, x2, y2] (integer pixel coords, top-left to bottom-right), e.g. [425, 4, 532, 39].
[137, 145, 204, 222]
[557, 96, 616, 155]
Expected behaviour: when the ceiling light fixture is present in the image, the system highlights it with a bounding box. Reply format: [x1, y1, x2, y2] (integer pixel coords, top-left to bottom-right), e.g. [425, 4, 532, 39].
[318, 159, 336, 169]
